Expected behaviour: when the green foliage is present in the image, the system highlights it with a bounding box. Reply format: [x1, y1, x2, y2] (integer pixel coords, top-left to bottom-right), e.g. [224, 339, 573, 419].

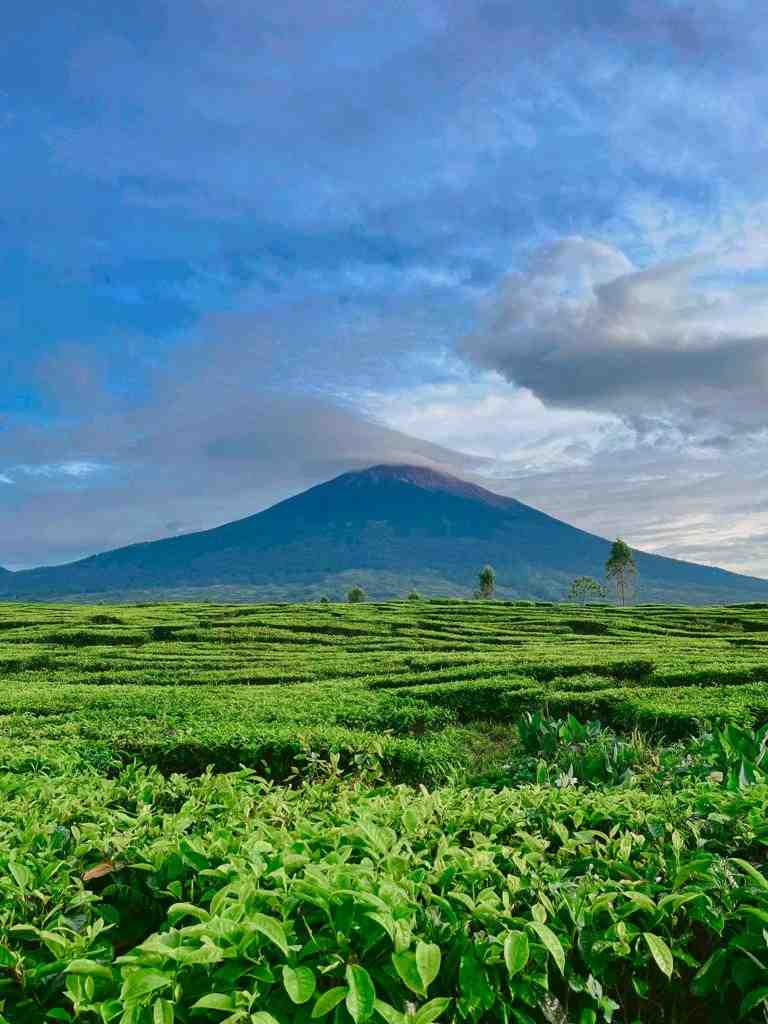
[605, 539, 637, 607]
[682, 721, 768, 789]
[2, 767, 768, 1022]
[477, 564, 496, 599]
[514, 711, 643, 786]
[1, 601, 768, 1021]
[568, 576, 606, 605]
[348, 586, 366, 604]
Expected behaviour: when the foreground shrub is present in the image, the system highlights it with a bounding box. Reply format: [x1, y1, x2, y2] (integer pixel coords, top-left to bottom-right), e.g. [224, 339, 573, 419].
[2, 768, 768, 1022]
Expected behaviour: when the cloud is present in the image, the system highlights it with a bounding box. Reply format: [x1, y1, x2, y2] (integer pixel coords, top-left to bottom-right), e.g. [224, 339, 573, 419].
[3, 0, 768, 580]
[473, 443, 768, 578]
[360, 372, 627, 470]
[367, 369, 768, 577]
[12, 461, 108, 479]
[462, 235, 768, 439]
[0, 334, 483, 569]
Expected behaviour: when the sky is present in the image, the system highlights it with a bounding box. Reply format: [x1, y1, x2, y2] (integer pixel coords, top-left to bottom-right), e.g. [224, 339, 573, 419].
[2, 0, 768, 576]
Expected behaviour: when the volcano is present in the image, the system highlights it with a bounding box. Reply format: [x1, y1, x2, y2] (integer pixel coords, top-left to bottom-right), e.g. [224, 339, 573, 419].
[2, 464, 767, 604]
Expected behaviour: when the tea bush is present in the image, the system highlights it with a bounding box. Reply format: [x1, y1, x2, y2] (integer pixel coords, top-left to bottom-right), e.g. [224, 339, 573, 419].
[2, 768, 768, 1022]
[1, 600, 768, 1021]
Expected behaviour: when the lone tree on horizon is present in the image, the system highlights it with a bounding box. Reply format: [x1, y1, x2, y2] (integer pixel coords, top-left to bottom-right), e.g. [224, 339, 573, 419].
[606, 539, 637, 607]
[477, 564, 496, 600]
[347, 585, 366, 603]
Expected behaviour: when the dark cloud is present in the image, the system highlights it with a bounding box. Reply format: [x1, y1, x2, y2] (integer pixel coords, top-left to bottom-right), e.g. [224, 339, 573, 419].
[462, 236, 768, 438]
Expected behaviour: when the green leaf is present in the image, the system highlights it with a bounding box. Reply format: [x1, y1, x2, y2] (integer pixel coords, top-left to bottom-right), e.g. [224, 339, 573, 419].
[66, 959, 114, 980]
[578, 1012, 597, 1024]
[504, 931, 529, 976]
[413, 998, 451, 1024]
[153, 1000, 174, 1024]
[283, 965, 316, 1005]
[415, 942, 441, 990]
[345, 965, 376, 1023]
[740, 907, 768, 926]
[250, 913, 289, 955]
[731, 858, 768, 891]
[643, 933, 673, 979]
[373, 1002, 405, 1024]
[459, 949, 494, 1012]
[740, 987, 768, 1017]
[167, 902, 211, 924]
[251, 1015, 280, 1024]
[528, 922, 565, 975]
[99, 1001, 123, 1023]
[366, 912, 395, 942]
[0, 947, 16, 967]
[121, 971, 174, 1004]
[46, 1011, 73, 1022]
[191, 993, 236, 1012]
[391, 951, 425, 996]
[9, 862, 32, 889]
[311, 987, 349, 1018]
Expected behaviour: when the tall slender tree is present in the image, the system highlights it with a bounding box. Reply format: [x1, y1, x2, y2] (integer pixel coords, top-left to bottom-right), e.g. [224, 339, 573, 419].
[477, 564, 496, 599]
[605, 539, 637, 607]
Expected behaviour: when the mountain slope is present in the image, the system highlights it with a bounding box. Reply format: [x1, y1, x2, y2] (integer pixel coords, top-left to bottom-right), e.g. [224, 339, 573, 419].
[1, 464, 767, 604]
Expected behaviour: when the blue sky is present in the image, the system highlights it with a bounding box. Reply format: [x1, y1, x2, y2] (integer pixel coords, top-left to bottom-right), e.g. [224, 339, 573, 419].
[2, 0, 767, 574]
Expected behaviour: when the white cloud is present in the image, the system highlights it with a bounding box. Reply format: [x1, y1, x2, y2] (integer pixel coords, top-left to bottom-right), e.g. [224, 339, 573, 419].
[14, 461, 108, 479]
[359, 373, 626, 471]
[363, 371, 768, 578]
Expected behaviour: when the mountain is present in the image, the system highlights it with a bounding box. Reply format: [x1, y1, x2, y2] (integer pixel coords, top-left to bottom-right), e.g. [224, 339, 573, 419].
[2, 463, 767, 604]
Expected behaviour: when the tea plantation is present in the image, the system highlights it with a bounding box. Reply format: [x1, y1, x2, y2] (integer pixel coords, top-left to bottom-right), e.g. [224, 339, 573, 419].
[2, 599, 768, 1023]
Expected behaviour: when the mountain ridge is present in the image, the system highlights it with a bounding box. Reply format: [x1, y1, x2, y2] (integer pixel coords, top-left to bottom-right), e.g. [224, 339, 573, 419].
[1, 463, 767, 604]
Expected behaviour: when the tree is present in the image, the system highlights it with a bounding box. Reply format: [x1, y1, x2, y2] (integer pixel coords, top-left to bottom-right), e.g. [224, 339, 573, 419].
[477, 564, 496, 599]
[407, 591, 421, 601]
[347, 585, 366, 604]
[568, 576, 606, 605]
[605, 539, 637, 607]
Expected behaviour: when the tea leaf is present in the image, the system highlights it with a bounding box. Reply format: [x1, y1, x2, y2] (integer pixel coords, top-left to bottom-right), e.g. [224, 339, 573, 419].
[415, 941, 441, 990]
[250, 913, 289, 955]
[528, 921, 565, 975]
[345, 965, 376, 1023]
[504, 931, 529, 976]
[392, 951, 425, 996]
[413, 997, 451, 1024]
[643, 933, 674, 978]
[153, 999, 175, 1024]
[121, 971, 174, 1003]
[283, 965, 316, 1004]
[311, 987, 349, 1018]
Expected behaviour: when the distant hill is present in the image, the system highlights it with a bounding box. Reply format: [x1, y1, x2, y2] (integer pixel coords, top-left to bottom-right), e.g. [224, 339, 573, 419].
[2, 463, 768, 604]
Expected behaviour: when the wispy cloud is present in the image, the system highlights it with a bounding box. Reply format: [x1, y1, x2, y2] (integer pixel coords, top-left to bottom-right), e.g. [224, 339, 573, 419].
[14, 461, 109, 479]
